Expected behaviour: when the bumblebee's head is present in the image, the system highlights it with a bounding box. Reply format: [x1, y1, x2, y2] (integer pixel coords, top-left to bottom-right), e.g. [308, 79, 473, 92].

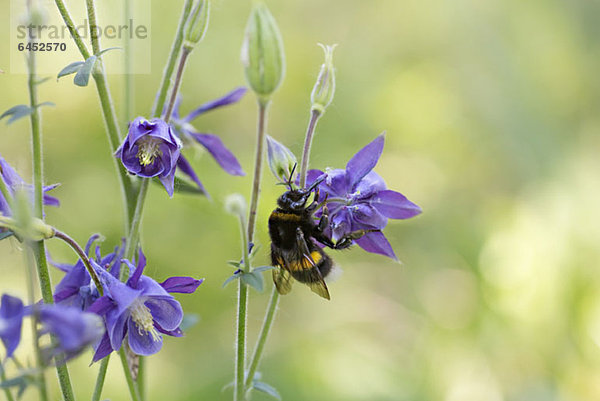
[277, 175, 326, 212]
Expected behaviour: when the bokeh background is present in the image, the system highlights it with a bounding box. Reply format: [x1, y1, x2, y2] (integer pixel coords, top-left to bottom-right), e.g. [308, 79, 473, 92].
[2, 0, 600, 400]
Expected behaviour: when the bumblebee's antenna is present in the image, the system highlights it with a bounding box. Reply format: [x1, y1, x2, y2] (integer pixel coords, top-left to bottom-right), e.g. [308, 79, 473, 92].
[300, 174, 326, 194]
[286, 163, 297, 190]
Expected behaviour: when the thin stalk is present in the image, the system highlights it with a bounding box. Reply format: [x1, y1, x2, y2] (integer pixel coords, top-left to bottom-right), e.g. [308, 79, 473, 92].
[298, 109, 322, 188]
[137, 356, 146, 401]
[151, 0, 194, 118]
[52, 0, 91, 58]
[24, 249, 48, 401]
[122, 178, 149, 278]
[163, 48, 191, 122]
[53, 230, 103, 295]
[244, 107, 320, 394]
[234, 213, 249, 401]
[244, 289, 279, 390]
[124, 0, 134, 124]
[119, 349, 141, 401]
[246, 99, 270, 242]
[0, 360, 16, 401]
[91, 356, 110, 401]
[27, 30, 76, 401]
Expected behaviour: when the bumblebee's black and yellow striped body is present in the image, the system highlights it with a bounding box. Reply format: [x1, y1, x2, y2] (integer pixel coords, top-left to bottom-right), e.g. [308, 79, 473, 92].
[269, 207, 334, 300]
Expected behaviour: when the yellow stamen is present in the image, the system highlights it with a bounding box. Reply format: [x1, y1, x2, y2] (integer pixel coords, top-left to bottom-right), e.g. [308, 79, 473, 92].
[137, 137, 162, 166]
[130, 299, 161, 342]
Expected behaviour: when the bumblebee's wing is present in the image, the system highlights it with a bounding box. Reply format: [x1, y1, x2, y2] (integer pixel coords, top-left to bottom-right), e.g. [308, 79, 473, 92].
[272, 267, 293, 295]
[294, 229, 331, 300]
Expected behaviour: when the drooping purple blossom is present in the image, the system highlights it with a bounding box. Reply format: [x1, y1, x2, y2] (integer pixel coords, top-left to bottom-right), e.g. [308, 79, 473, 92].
[38, 304, 105, 362]
[89, 250, 202, 361]
[116, 117, 182, 196]
[0, 294, 24, 358]
[168, 88, 246, 194]
[51, 234, 124, 310]
[306, 134, 421, 260]
[0, 154, 59, 238]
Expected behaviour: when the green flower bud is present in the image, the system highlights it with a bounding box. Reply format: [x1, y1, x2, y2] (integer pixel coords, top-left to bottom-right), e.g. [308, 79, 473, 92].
[225, 193, 247, 219]
[311, 44, 337, 114]
[5, 189, 55, 241]
[184, 0, 210, 50]
[241, 2, 285, 99]
[266, 135, 297, 184]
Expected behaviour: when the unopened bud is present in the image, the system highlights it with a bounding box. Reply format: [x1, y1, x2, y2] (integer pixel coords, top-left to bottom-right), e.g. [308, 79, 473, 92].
[184, 0, 210, 50]
[311, 44, 337, 114]
[266, 135, 296, 184]
[241, 2, 285, 99]
[224, 193, 247, 219]
[0, 215, 54, 241]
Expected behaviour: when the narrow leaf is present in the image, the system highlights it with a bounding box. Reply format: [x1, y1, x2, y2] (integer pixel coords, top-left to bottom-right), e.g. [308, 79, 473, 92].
[253, 381, 281, 400]
[222, 273, 240, 288]
[57, 61, 84, 80]
[35, 77, 51, 85]
[74, 55, 97, 87]
[96, 46, 122, 57]
[227, 260, 241, 268]
[0, 105, 33, 125]
[151, 176, 207, 195]
[35, 102, 55, 109]
[241, 271, 264, 292]
[252, 265, 275, 273]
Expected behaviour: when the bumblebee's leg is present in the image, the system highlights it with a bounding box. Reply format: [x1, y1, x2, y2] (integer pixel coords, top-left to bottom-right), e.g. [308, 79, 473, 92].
[333, 229, 380, 250]
[312, 205, 336, 248]
[305, 188, 322, 214]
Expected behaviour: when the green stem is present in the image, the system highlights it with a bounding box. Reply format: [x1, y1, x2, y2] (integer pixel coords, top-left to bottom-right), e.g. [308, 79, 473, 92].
[119, 349, 141, 401]
[137, 356, 146, 401]
[235, 280, 249, 401]
[52, 0, 91, 58]
[298, 109, 322, 188]
[0, 360, 16, 401]
[124, 0, 133, 124]
[163, 48, 191, 122]
[53, 230, 103, 295]
[122, 178, 149, 277]
[246, 99, 270, 242]
[244, 289, 279, 390]
[91, 356, 110, 401]
[27, 28, 76, 401]
[151, 0, 194, 118]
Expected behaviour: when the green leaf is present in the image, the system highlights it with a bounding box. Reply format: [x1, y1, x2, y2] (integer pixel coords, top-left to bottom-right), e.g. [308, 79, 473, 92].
[249, 243, 262, 260]
[252, 265, 275, 273]
[96, 46, 122, 57]
[253, 381, 281, 400]
[57, 61, 84, 81]
[0, 105, 33, 125]
[35, 102, 55, 109]
[241, 270, 264, 292]
[222, 273, 240, 288]
[74, 55, 97, 87]
[227, 260, 241, 268]
[35, 77, 51, 85]
[179, 313, 200, 331]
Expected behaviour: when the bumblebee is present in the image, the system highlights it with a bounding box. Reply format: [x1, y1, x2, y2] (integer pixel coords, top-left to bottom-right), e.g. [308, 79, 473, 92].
[269, 174, 376, 300]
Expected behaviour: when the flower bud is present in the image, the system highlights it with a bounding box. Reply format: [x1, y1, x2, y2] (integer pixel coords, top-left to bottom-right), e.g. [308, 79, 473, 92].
[241, 3, 285, 99]
[1, 189, 55, 241]
[266, 135, 296, 184]
[224, 193, 247, 219]
[183, 0, 210, 50]
[311, 44, 337, 114]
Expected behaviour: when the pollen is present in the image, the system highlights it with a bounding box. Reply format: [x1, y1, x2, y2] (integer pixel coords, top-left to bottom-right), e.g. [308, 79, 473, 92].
[130, 299, 161, 342]
[137, 137, 162, 166]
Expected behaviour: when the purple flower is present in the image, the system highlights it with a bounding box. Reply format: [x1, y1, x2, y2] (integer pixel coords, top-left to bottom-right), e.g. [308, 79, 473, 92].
[0, 154, 59, 238]
[306, 134, 421, 260]
[51, 234, 124, 310]
[168, 88, 246, 195]
[0, 294, 24, 358]
[116, 117, 182, 196]
[89, 250, 202, 361]
[38, 304, 105, 362]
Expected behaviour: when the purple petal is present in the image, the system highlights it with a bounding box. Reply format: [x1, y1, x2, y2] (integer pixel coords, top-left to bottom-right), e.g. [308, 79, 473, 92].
[322, 169, 349, 198]
[106, 308, 128, 351]
[53, 288, 79, 304]
[183, 87, 247, 122]
[355, 231, 398, 261]
[176, 155, 207, 195]
[87, 296, 114, 316]
[145, 297, 183, 331]
[371, 190, 422, 219]
[137, 276, 172, 298]
[92, 332, 113, 362]
[0, 294, 24, 358]
[127, 249, 146, 289]
[127, 319, 163, 356]
[354, 171, 387, 199]
[160, 277, 204, 294]
[155, 323, 183, 337]
[330, 208, 352, 242]
[351, 203, 388, 230]
[159, 168, 177, 197]
[346, 134, 385, 189]
[190, 133, 245, 176]
[85, 234, 102, 255]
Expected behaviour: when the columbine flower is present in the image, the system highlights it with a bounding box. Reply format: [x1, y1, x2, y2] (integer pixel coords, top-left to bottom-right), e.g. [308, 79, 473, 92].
[38, 304, 105, 362]
[89, 250, 202, 360]
[0, 154, 59, 238]
[306, 133, 421, 260]
[169, 88, 246, 195]
[0, 294, 24, 358]
[117, 117, 182, 196]
[51, 234, 124, 310]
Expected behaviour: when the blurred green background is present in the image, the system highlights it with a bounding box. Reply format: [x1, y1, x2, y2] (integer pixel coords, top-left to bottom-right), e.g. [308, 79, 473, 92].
[2, 0, 600, 400]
